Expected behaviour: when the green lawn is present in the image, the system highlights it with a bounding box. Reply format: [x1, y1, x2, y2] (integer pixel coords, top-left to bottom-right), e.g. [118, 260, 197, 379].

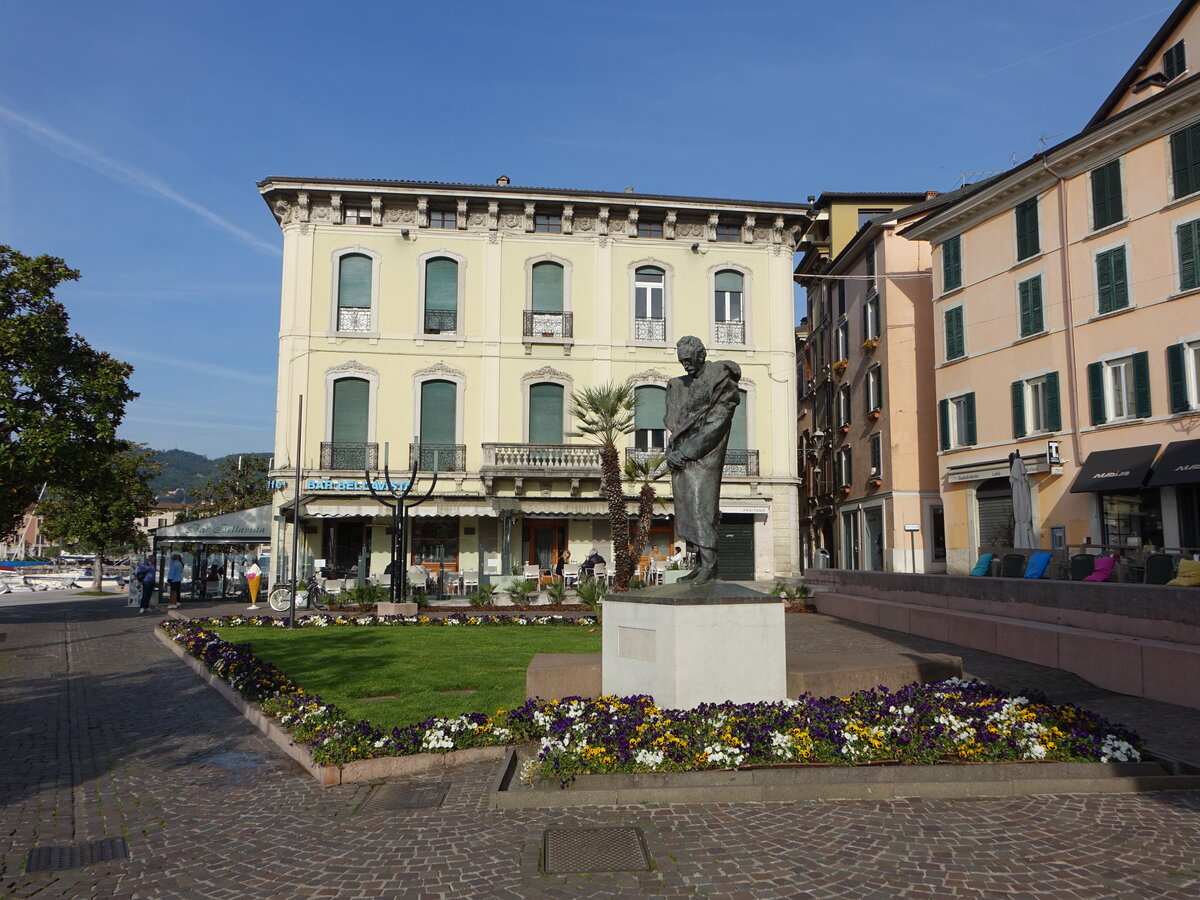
[216, 625, 601, 729]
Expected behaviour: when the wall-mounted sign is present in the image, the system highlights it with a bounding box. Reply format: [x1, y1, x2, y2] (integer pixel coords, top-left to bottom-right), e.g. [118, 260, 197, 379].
[1047, 440, 1062, 465]
[903, 523, 920, 532]
[305, 478, 411, 492]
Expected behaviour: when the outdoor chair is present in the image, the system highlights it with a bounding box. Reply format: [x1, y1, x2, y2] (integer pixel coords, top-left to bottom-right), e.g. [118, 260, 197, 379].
[522, 564, 540, 587]
[648, 560, 666, 585]
[1022, 551, 1054, 579]
[460, 570, 479, 593]
[562, 563, 580, 588]
[968, 553, 994, 576]
[1145, 553, 1179, 585]
[999, 553, 1027, 577]
[1067, 553, 1097, 581]
[592, 562, 611, 585]
[1082, 555, 1118, 582]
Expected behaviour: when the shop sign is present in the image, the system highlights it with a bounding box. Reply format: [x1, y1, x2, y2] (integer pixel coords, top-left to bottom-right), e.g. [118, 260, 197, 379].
[305, 478, 411, 492]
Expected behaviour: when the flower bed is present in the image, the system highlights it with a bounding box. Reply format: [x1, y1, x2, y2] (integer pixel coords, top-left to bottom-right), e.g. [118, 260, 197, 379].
[160, 616, 1141, 778]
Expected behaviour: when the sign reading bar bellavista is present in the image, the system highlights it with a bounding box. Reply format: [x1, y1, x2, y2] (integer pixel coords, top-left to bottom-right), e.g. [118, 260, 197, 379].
[305, 478, 411, 492]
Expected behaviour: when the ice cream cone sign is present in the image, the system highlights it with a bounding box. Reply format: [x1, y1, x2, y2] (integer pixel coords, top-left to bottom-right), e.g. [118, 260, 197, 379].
[246, 561, 262, 608]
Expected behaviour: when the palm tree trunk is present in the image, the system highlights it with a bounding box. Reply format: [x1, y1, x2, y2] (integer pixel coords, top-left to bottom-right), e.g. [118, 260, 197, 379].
[601, 444, 632, 590]
[631, 483, 655, 568]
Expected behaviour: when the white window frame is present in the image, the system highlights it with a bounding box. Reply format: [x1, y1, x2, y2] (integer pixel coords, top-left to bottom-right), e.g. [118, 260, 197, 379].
[869, 432, 883, 477]
[1188, 339, 1200, 409]
[866, 364, 882, 413]
[327, 246, 381, 336]
[864, 291, 880, 340]
[949, 393, 971, 448]
[411, 366, 467, 447]
[1103, 355, 1137, 421]
[627, 376, 670, 454]
[836, 446, 852, 487]
[628, 259, 673, 346]
[323, 362, 380, 444]
[834, 322, 849, 361]
[416, 249, 468, 340]
[836, 384, 851, 427]
[1026, 374, 1050, 434]
[522, 371, 573, 445]
[709, 264, 751, 347]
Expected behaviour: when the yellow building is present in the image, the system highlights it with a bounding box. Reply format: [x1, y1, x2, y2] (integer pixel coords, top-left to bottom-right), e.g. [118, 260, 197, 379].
[903, 0, 1200, 572]
[256, 176, 809, 588]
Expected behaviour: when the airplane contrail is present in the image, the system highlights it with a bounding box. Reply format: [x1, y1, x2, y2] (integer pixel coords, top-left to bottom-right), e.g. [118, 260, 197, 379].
[0, 100, 279, 257]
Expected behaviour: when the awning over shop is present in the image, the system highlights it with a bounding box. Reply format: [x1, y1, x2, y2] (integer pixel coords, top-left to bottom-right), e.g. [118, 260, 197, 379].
[153, 505, 272, 543]
[1147, 439, 1200, 487]
[304, 499, 383, 518]
[1069, 445, 1159, 493]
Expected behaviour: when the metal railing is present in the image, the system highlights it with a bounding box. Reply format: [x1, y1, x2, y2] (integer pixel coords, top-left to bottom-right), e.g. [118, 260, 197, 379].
[423, 310, 458, 334]
[714, 319, 745, 344]
[634, 316, 666, 342]
[409, 443, 466, 472]
[523, 310, 573, 338]
[337, 308, 371, 332]
[722, 449, 760, 477]
[481, 443, 602, 473]
[320, 442, 379, 470]
[625, 448, 667, 469]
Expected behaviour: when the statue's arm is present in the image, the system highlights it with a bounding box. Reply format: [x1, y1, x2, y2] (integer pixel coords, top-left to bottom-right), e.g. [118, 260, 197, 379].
[675, 378, 739, 461]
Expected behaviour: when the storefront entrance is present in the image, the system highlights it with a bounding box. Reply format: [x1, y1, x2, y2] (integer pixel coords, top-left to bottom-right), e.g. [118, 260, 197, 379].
[524, 519, 567, 571]
[320, 519, 370, 580]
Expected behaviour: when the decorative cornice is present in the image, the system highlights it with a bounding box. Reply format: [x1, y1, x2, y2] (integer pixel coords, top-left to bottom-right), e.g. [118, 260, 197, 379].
[625, 368, 670, 386]
[414, 361, 466, 379]
[326, 360, 379, 378]
[524, 365, 572, 382]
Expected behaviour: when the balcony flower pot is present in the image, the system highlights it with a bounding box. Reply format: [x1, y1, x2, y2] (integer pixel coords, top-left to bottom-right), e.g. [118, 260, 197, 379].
[868, 409, 881, 421]
[839, 485, 851, 496]
[838, 424, 850, 435]
[861, 338, 879, 354]
[831, 360, 849, 378]
[867, 477, 883, 489]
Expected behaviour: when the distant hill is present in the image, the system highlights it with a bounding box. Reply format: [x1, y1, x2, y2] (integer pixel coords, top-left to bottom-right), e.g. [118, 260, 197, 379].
[148, 450, 271, 502]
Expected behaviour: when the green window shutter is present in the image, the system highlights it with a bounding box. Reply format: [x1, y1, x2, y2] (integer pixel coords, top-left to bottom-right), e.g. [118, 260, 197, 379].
[865, 243, 875, 289]
[945, 307, 964, 360]
[1091, 160, 1123, 229]
[939, 399, 950, 451]
[1167, 343, 1190, 412]
[715, 270, 743, 293]
[1018, 280, 1033, 337]
[964, 392, 977, 445]
[425, 258, 458, 312]
[1087, 362, 1106, 424]
[528, 382, 564, 443]
[1133, 351, 1151, 418]
[728, 390, 748, 451]
[1028, 277, 1043, 334]
[419, 380, 457, 444]
[1172, 123, 1200, 199]
[1097, 247, 1129, 313]
[1178, 220, 1200, 291]
[842, 447, 853, 484]
[861, 302, 869, 345]
[942, 236, 962, 291]
[1011, 381, 1026, 439]
[331, 378, 369, 443]
[337, 254, 371, 308]
[635, 386, 667, 431]
[531, 262, 564, 312]
[1045, 371, 1062, 431]
[1016, 198, 1040, 260]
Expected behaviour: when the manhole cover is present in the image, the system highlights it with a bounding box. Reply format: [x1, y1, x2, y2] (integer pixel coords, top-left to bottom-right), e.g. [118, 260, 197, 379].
[543, 827, 651, 875]
[26, 838, 128, 872]
[360, 781, 450, 812]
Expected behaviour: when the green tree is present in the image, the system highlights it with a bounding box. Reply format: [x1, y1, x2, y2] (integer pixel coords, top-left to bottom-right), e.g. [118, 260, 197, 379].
[180, 453, 272, 520]
[38, 444, 160, 589]
[624, 450, 666, 572]
[570, 382, 637, 590]
[1, 246, 136, 536]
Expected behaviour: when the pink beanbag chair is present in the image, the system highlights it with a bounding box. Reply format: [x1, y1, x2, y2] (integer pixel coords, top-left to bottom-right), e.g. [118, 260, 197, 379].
[1083, 556, 1117, 582]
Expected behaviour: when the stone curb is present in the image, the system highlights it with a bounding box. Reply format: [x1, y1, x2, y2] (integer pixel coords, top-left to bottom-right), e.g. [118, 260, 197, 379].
[490, 748, 1200, 809]
[153, 624, 507, 786]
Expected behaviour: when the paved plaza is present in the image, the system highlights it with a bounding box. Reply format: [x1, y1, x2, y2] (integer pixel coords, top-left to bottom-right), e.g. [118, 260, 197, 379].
[2, 590, 1200, 898]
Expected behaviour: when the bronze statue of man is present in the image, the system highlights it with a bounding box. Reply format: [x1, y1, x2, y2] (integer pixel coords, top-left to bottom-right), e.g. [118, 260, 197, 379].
[664, 335, 741, 585]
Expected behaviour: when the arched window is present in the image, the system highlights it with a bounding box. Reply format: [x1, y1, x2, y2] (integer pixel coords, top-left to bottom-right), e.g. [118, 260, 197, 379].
[337, 254, 372, 332]
[634, 266, 666, 341]
[418, 379, 459, 471]
[527, 261, 569, 339]
[729, 389, 748, 451]
[531, 262, 564, 313]
[330, 377, 369, 468]
[424, 257, 458, 334]
[634, 385, 667, 451]
[528, 382, 565, 444]
[714, 269, 744, 344]
[723, 389, 755, 475]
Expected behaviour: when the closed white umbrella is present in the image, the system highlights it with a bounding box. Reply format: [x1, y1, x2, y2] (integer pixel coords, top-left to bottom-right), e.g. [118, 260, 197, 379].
[1010, 454, 1037, 549]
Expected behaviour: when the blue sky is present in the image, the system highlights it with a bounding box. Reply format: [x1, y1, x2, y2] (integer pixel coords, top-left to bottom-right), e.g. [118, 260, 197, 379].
[0, 0, 1177, 458]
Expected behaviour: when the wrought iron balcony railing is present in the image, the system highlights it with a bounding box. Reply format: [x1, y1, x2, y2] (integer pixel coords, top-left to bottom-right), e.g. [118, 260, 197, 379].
[633, 316, 666, 342]
[722, 449, 760, 477]
[320, 442, 379, 470]
[337, 308, 371, 332]
[714, 319, 745, 344]
[624, 448, 667, 470]
[481, 443, 602, 474]
[522, 310, 574, 339]
[409, 443, 466, 472]
[423, 310, 458, 334]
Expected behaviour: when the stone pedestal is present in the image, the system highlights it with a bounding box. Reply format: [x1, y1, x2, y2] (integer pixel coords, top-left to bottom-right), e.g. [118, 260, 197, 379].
[602, 582, 786, 709]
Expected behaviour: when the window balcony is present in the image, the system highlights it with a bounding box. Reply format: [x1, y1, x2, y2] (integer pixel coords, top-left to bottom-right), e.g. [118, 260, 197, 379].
[423, 310, 458, 334]
[337, 308, 372, 332]
[480, 443, 602, 476]
[624, 448, 667, 469]
[634, 316, 666, 342]
[320, 442, 379, 470]
[409, 443, 466, 472]
[714, 319, 745, 344]
[523, 310, 573, 339]
[722, 449, 760, 477]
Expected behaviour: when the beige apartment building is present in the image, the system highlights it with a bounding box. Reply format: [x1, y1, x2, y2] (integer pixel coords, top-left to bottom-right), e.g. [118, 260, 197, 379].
[796, 192, 961, 572]
[256, 176, 809, 586]
[903, 1, 1200, 572]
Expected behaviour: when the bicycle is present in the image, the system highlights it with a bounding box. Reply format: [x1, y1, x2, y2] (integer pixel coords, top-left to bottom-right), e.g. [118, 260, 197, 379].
[268, 572, 328, 612]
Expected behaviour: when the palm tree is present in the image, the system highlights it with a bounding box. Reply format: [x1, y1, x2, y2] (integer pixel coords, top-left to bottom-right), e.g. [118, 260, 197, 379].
[570, 382, 636, 590]
[624, 450, 666, 578]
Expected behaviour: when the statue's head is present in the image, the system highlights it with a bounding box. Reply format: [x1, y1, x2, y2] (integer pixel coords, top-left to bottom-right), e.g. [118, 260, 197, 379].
[676, 335, 707, 377]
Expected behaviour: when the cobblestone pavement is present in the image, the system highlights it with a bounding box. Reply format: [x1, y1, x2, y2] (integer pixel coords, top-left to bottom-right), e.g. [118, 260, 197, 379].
[3, 592, 1200, 898]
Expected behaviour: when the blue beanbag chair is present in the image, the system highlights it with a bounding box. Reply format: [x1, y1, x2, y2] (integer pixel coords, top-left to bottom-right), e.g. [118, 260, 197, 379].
[969, 553, 994, 576]
[1023, 551, 1054, 579]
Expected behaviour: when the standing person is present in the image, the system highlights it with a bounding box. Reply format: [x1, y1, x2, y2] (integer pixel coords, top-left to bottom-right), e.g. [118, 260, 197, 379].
[166, 553, 183, 609]
[136, 556, 156, 615]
